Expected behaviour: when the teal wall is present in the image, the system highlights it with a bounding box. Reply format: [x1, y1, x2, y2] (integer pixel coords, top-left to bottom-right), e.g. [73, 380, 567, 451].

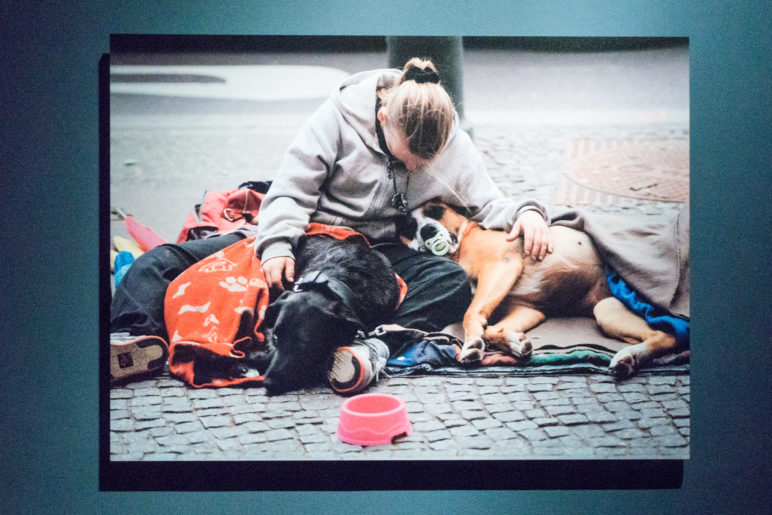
[3, 1, 770, 513]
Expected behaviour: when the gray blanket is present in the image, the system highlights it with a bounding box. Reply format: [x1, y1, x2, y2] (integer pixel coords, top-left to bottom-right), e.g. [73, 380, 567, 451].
[551, 203, 690, 318]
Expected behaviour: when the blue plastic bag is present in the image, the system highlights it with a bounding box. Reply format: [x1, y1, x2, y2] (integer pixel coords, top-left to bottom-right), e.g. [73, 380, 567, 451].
[114, 250, 135, 287]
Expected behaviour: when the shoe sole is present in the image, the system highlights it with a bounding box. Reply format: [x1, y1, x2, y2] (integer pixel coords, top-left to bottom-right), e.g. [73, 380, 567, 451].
[110, 336, 168, 383]
[328, 346, 367, 394]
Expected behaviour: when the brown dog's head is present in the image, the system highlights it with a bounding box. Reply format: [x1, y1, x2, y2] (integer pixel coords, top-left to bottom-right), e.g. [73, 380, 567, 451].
[396, 200, 470, 256]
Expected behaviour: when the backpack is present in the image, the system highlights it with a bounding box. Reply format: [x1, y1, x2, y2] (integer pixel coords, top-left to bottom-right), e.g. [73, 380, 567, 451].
[176, 181, 271, 242]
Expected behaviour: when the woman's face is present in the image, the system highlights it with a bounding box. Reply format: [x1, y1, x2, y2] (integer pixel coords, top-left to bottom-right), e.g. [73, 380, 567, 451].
[379, 110, 435, 172]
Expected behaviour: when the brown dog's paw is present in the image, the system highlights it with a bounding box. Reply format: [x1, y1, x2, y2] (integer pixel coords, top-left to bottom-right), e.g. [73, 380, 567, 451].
[508, 332, 532, 362]
[609, 349, 639, 379]
[459, 338, 485, 365]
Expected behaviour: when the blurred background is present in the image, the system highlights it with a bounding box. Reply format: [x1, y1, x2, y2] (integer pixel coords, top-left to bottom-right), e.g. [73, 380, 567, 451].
[108, 36, 688, 245]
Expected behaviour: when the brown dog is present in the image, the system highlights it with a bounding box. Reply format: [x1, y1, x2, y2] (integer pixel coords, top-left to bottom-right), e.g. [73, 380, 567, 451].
[397, 201, 678, 378]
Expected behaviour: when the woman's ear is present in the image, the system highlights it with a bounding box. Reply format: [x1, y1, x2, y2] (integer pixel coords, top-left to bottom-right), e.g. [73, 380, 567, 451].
[377, 107, 387, 123]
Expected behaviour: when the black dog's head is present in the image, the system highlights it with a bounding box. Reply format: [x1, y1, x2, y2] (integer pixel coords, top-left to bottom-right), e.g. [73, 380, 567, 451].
[260, 289, 361, 395]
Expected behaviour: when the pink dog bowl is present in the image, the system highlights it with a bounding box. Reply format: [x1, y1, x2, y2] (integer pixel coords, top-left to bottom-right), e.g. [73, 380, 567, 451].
[337, 393, 412, 446]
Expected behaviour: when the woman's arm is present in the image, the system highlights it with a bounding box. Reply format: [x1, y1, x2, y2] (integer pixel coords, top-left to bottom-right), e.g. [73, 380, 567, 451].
[255, 99, 341, 289]
[444, 127, 552, 260]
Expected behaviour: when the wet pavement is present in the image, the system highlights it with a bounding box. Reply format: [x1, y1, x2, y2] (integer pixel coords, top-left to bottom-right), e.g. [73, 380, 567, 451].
[108, 43, 690, 461]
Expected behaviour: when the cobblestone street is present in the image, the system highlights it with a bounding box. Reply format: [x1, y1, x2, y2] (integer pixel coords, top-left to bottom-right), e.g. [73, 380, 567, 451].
[108, 43, 690, 462]
[111, 373, 689, 461]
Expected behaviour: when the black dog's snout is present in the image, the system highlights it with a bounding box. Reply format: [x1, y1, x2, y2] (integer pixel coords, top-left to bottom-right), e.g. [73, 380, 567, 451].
[420, 224, 438, 240]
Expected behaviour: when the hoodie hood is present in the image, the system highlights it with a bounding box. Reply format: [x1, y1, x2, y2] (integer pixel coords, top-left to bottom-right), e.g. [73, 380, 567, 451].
[331, 68, 400, 153]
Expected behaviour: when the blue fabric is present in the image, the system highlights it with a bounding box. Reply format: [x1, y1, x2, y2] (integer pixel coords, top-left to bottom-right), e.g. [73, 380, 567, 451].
[387, 339, 458, 369]
[113, 251, 135, 287]
[606, 267, 690, 348]
[386, 361, 690, 378]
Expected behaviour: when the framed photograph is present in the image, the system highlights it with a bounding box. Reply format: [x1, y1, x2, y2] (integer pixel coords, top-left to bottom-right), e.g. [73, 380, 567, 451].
[102, 34, 689, 490]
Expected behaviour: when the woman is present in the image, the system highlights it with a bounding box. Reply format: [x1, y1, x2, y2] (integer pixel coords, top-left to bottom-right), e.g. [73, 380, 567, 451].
[110, 58, 551, 393]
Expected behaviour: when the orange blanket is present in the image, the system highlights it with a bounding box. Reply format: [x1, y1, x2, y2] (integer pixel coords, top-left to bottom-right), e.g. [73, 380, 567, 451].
[165, 235, 269, 387]
[164, 224, 405, 388]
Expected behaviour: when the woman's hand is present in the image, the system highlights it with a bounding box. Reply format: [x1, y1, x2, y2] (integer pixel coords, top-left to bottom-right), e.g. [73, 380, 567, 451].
[506, 210, 553, 261]
[261, 256, 295, 292]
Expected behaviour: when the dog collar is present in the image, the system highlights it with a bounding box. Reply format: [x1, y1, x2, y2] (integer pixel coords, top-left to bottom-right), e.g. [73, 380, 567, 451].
[293, 270, 358, 314]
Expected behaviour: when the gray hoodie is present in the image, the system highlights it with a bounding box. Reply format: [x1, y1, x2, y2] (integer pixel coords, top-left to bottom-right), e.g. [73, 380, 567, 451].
[254, 68, 548, 263]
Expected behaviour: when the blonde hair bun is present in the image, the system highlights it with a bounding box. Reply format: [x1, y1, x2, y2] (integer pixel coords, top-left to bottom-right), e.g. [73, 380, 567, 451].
[383, 57, 454, 160]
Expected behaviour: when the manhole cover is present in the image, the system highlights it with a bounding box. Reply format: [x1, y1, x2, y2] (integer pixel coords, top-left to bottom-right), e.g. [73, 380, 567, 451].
[556, 139, 689, 206]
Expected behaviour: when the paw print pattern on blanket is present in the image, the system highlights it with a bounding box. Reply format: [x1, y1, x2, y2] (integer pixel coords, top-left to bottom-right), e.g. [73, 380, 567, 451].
[218, 276, 268, 292]
[220, 276, 249, 292]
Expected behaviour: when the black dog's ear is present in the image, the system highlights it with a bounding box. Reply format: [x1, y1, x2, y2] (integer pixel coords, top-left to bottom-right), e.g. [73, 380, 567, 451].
[263, 303, 280, 329]
[318, 300, 364, 335]
[263, 291, 291, 329]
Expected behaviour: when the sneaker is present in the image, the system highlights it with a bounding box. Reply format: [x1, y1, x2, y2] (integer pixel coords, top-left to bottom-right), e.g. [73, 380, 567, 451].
[327, 336, 390, 394]
[110, 332, 169, 384]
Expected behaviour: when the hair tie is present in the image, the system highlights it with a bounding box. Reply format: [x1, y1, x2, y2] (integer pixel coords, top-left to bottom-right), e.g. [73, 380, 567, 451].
[404, 66, 440, 84]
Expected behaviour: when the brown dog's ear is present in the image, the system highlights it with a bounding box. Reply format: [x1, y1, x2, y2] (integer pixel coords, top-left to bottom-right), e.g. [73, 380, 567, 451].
[447, 203, 474, 219]
[395, 214, 417, 239]
[424, 203, 446, 220]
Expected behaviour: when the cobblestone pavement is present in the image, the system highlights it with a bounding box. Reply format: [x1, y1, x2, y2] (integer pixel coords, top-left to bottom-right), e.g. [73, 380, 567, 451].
[108, 46, 690, 461]
[111, 373, 689, 461]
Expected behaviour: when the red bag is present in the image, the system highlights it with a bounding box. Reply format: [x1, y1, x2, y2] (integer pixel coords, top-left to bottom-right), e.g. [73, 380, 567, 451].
[176, 187, 265, 242]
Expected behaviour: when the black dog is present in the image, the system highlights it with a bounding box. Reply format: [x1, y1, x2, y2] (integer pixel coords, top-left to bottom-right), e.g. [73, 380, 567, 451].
[259, 235, 401, 395]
